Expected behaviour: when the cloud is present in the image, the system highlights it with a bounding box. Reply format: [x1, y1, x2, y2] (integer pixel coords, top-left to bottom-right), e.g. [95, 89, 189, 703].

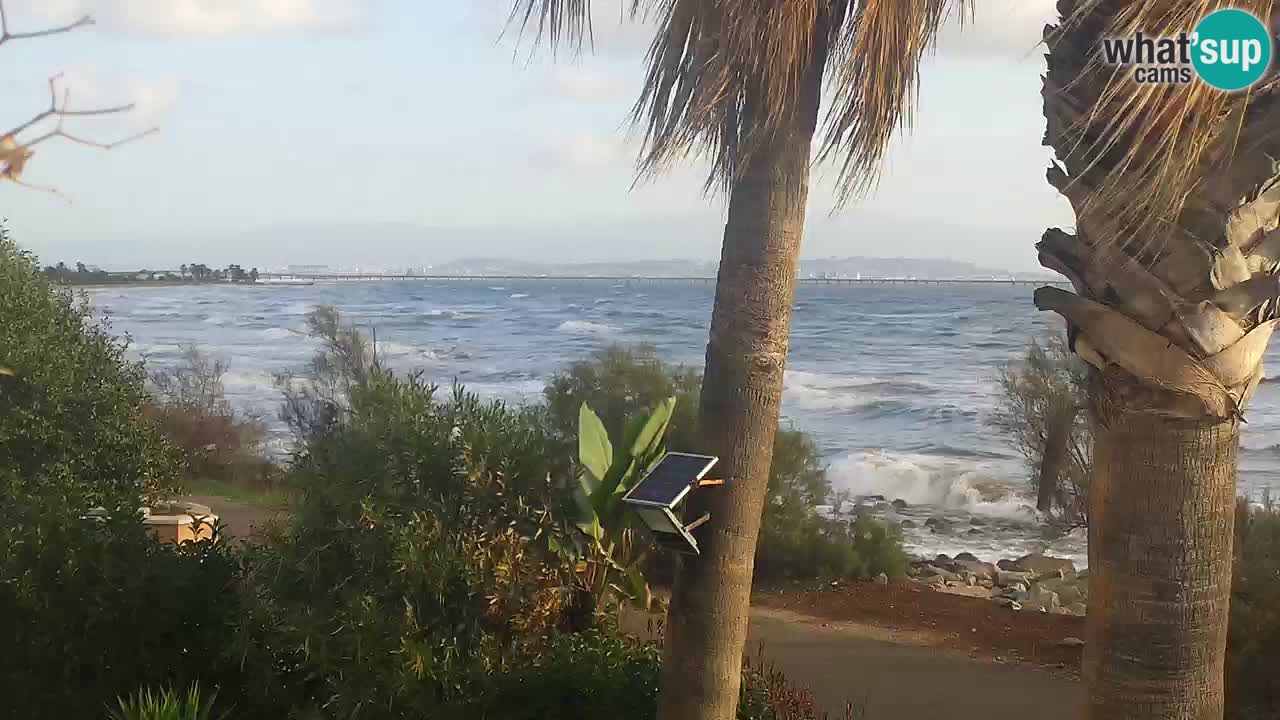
[540, 66, 627, 102]
[935, 0, 1058, 60]
[57, 66, 181, 124]
[530, 134, 631, 172]
[14, 0, 365, 35]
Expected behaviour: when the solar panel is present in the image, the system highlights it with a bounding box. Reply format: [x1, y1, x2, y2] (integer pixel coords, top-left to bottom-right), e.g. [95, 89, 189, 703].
[623, 453, 718, 507]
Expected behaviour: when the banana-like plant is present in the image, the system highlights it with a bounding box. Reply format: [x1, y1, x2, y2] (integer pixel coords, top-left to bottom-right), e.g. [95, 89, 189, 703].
[566, 398, 676, 620]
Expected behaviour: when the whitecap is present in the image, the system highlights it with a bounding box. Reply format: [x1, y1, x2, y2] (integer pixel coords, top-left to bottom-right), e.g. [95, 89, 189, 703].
[258, 327, 301, 341]
[828, 450, 1037, 521]
[509, 293, 530, 299]
[556, 320, 618, 337]
[375, 340, 440, 359]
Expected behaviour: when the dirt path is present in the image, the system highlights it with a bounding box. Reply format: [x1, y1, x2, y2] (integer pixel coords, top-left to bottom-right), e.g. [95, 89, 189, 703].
[196, 496, 1083, 718]
[745, 607, 1081, 718]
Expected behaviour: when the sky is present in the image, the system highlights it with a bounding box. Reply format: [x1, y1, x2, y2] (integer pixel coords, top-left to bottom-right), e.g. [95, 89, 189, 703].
[0, 0, 1074, 271]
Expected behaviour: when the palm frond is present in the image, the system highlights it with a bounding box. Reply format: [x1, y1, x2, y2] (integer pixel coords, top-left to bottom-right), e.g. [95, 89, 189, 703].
[631, 0, 831, 193]
[819, 0, 972, 202]
[507, 1, 655, 54]
[630, 0, 970, 196]
[1048, 0, 1276, 256]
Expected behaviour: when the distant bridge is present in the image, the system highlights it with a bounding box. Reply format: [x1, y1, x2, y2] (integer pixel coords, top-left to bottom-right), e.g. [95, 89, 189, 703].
[255, 272, 1065, 287]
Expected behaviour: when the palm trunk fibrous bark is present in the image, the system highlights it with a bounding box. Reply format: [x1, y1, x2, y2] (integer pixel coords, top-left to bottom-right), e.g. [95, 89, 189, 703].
[1040, 2, 1280, 718]
[655, 32, 829, 720]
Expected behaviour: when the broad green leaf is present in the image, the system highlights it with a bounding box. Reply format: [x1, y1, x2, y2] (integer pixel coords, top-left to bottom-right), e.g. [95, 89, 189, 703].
[625, 564, 647, 599]
[630, 396, 676, 458]
[578, 402, 612, 482]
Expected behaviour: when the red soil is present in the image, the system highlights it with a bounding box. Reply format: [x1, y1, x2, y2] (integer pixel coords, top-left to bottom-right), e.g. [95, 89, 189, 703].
[755, 579, 1087, 673]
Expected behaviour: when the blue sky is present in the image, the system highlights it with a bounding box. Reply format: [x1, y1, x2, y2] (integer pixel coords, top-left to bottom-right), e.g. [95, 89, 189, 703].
[1, 0, 1073, 270]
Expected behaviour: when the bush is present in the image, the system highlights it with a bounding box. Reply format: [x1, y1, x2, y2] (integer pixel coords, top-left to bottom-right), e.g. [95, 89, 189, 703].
[148, 345, 273, 487]
[236, 309, 582, 718]
[0, 229, 239, 718]
[544, 345, 905, 583]
[1227, 499, 1280, 720]
[490, 631, 661, 720]
[0, 226, 181, 512]
[0, 502, 246, 719]
[993, 335, 1091, 527]
[758, 510, 908, 582]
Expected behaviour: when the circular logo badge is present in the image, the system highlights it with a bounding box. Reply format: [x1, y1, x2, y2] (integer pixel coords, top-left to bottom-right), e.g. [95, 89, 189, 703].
[1192, 9, 1273, 91]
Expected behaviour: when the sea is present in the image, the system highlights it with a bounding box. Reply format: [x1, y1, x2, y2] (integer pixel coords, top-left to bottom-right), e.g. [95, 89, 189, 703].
[85, 280, 1280, 568]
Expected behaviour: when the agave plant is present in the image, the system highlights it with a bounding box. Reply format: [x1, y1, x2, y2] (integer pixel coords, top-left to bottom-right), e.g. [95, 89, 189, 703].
[108, 685, 227, 720]
[562, 399, 676, 623]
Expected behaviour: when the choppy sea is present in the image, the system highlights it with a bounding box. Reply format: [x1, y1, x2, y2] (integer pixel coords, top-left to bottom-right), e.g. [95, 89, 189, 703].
[86, 281, 1280, 567]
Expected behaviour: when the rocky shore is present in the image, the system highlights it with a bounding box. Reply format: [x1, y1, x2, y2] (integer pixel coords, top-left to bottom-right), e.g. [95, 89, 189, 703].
[908, 552, 1088, 617]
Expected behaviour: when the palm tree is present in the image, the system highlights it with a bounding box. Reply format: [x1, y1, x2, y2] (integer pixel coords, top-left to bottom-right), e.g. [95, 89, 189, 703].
[511, 2, 967, 718]
[1039, 2, 1278, 717]
[180, 263, 188, 280]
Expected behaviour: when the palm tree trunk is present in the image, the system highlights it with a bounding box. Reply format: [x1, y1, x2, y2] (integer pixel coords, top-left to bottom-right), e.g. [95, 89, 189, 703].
[655, 25, 827, 720]
[1085, 398, 1238, 719]
[1039, 4, 1280, 718]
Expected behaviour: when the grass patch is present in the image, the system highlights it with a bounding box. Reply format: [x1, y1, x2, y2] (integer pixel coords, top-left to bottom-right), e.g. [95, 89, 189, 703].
[183, 477, 293, 511]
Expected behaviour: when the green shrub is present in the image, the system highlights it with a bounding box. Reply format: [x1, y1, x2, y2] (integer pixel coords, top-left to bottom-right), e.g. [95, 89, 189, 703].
[993, 335, 1090, 527]
[110, 685, 228, 720]
[0, 502, 246, 719]
[490, 632, 661, 720]
[148, 344, 273, 488]
[1227, 499, 1280, 720]
[0, 229, 241, 718]
[544, 345, 907, 583]
[0, 226, 181, 512]
[236, 309, 583, 718]
[758, 509, 908, 582]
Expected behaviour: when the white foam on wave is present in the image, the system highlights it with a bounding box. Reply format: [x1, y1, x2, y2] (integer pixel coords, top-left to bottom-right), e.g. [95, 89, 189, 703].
[258, 327, 302, 341]
[375, 340, 440, 360]
[783, 375, 876, 412]
[829, 450, 1037, 521]
[557, 320, 618, 337]
[221, 368, 279, 397]
[458, 379, 545, 402]
[509, 293, 530, 299]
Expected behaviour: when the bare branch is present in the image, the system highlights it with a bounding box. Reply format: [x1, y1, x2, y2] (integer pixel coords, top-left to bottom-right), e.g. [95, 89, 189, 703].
[0, 0, 93, 47]
[9, 177, 71, 204]
[3, 72, 159, 196]
[4, 74, 147, 141]
[25, 126, 159, 151]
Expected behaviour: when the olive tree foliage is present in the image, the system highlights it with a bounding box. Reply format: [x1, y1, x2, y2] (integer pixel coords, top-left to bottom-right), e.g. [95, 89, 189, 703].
[274, 305, 382, 447]
[993, 334, 1092, 527]
[0, 225, 181, 511]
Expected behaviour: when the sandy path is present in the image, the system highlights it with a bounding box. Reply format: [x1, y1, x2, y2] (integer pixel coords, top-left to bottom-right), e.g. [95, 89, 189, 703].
[744, 607, 1081, 718]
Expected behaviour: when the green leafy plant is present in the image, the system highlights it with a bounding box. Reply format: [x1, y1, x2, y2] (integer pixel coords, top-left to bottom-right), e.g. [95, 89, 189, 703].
[109, 685, 228, 720]
[1227, 497, 1280, 720]
[544, 345, 907, 584]
[568, 399, 675, 618]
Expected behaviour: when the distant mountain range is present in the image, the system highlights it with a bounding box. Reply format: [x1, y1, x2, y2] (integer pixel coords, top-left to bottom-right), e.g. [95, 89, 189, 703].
[419, 256, 1056, 280]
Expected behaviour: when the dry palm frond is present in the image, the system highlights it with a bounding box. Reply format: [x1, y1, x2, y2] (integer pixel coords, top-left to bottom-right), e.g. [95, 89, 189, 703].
[509, 0, 969, 197]
[1050, 0, 1276, 255]
[820, 0, 971, 200]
